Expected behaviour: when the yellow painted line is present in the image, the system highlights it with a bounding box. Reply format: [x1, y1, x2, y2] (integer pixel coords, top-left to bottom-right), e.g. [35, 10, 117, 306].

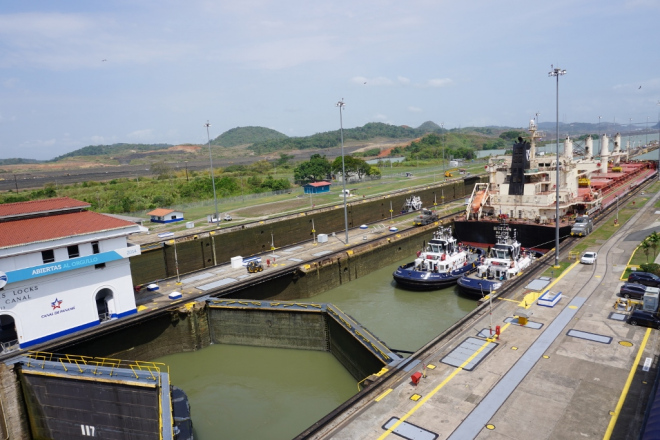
[604, 327, 652, 439]
[520, 291, 541, 308]
[497, 298, 520, 303]
[375, 389, 393, 402]
[378, 323, 512, 440]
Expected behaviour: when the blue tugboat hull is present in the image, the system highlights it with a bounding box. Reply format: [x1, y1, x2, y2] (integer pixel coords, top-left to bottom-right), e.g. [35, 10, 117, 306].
[456, 276, 502, 299]
[393, 262, 477, 291]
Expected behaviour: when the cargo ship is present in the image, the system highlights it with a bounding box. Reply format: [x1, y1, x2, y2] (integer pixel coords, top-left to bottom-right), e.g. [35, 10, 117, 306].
[454, 120, 656, 249]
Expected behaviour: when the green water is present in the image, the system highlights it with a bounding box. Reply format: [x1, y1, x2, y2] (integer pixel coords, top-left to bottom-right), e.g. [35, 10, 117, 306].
[156, 256, 477, 439]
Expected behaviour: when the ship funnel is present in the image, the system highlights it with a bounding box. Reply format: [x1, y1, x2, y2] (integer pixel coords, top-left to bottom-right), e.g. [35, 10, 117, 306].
[564, 135, 573, 159]
[600, 134, 610, 173]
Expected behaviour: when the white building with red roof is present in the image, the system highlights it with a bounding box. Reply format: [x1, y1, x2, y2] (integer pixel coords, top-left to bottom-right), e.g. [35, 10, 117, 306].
[147, 208, 184, 224]
[0, 197, 143, 351]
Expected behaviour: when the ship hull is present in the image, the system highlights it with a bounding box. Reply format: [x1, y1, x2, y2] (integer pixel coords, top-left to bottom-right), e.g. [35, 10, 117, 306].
[393, 262, 477, 291]
[456, 276, 502, 299]
[453, 220, 571, 250]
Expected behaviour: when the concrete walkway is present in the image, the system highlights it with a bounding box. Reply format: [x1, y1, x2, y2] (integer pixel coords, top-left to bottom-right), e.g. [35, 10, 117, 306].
[317, 189, 660, 440]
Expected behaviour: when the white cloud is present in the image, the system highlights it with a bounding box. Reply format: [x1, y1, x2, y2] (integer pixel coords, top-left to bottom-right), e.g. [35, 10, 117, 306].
[2, 78, 20, 89]
[425, 78, 453, 88]
[127, 129, 154, 140]
[408, 106, 422, 113]
[0, 114, 17, 123]
[374, 113, 388, 121]
[230, 35, 345, 70]
[90, 136, 107, 144]
[398, 76, 410, 85]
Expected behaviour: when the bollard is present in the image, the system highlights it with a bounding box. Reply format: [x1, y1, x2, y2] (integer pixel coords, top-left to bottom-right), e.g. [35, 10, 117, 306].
[495, 325, 501, 340]
[411, 372, 422, 385]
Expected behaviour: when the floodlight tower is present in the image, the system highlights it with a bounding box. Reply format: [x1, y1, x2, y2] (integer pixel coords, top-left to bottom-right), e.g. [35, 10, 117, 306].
[205, 121, 219, 223]
[548, 65, 566, 268]
[337, 99, 349, 244]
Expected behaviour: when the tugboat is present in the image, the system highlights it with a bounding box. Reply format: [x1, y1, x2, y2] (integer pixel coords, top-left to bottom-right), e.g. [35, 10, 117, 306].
[457, 219, 538, 299]
[393, 226, 483, 290]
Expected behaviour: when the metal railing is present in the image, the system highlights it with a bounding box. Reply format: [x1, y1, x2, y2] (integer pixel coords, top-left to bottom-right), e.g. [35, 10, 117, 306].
[0, 340, 18, 354]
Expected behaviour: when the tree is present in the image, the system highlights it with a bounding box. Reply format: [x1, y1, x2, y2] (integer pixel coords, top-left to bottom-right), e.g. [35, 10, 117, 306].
[249, 160, 273, 174]
[649, 232, 660, 260]
[499, 130, 526, 141]
[151, 161, 173, 180]
[275, 153, 295, 167]
[331, 156, 372, 181]
[293, 154, 331, 182]
[642, 240, 651, 262]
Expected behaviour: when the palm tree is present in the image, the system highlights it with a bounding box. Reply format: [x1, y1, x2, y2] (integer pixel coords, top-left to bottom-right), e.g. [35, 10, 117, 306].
[649, 232, 660, 261]
[641, 240, 651, 263]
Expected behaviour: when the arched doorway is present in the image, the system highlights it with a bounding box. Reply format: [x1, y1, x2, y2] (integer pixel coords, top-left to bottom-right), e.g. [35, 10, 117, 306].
[0, 314, 19, 352]
[95, 288, 115, 322]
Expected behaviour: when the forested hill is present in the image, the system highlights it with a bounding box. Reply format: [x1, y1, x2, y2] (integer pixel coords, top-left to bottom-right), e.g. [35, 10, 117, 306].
[248, 121, 445, 153]
[53, 143, 174, 161]
[212, 126, 287, 147]
[0, 158, 43, 165]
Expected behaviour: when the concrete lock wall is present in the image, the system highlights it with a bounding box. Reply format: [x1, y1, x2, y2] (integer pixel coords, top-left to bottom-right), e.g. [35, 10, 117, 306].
[130, 177, 482, 285]
[208, 309, 328, 351]
[0, 363, 30, 440]
[47, 303, 211, 361]
[326, 317, 386, 381]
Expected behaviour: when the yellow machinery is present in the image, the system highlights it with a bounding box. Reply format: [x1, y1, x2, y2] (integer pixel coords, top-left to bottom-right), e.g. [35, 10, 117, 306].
[444, 168, 457, 177]
[246, 260, 263, 273]
[578, 177, 591, 187]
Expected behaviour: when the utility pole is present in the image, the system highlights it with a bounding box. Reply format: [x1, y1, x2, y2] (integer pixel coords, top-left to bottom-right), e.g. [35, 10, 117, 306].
[337, 99, 349, 245]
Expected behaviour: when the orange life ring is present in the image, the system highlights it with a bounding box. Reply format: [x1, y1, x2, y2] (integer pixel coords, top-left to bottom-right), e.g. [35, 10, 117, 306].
[441, 254, 446, 261]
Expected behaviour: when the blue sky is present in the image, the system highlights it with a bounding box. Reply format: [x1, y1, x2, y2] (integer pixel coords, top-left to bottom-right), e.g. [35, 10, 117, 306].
[1, 0, 659, 160]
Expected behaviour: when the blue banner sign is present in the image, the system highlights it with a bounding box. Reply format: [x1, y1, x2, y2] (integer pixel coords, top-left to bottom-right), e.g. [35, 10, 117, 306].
[2, 246, 141, 285]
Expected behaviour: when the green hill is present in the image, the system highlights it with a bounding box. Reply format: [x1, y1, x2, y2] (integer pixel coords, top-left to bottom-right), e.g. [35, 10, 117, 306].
[213, 126, 288, 147]
[248, 122, 444, 154]
[52, 143, 173, 161]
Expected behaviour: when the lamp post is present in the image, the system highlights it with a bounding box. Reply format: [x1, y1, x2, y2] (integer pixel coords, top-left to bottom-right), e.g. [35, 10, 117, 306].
[657, 101, 660, 181]
[441, 122, 445, 175]
[205, 121, 219, 223]
[337, 99, 349, 244]
[647, 116, 649, 147]
[549, 65, 566, 268]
